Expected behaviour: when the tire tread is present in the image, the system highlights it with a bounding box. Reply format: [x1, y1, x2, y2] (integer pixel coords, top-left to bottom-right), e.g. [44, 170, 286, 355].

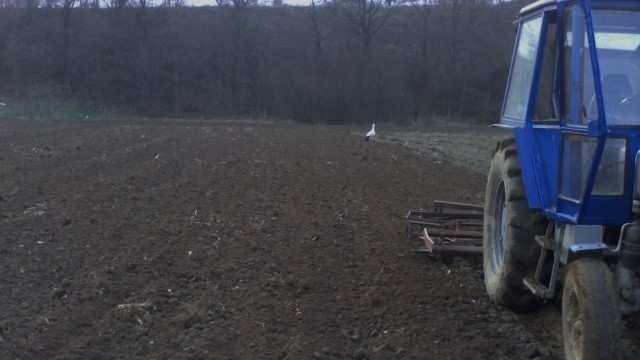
[483, 139, 547, 312]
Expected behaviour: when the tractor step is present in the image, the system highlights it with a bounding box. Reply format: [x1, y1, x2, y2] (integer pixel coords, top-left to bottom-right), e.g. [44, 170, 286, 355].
[535, 235, 556, 250]
[407, 200, 483, 255]
[523, 276, 553, 299]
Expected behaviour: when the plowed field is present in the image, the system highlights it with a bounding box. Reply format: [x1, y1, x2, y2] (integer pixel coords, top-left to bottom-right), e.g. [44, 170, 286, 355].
[1, 119, 638, 359]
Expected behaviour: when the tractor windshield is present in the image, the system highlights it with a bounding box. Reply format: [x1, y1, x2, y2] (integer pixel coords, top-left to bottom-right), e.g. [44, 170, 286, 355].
[592, 9, 640, 126]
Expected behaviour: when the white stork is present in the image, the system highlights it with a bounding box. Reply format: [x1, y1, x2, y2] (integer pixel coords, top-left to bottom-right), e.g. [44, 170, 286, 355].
[365, 124, 376, 142]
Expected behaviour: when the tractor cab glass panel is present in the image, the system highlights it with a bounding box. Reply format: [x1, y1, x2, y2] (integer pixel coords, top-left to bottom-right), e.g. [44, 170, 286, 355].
[535, 14, 558, 122]
[590, 9, 640, 126]
[594, 138, 626, 195]
[561, 136, 626, 199]
[504, 16, 543, 121]
[563, 5, 596, 127]
[561, 135, 595, 200]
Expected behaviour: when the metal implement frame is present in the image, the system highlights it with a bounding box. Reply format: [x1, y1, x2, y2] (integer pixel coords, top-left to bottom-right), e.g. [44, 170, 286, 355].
[407, 200, 483, 255]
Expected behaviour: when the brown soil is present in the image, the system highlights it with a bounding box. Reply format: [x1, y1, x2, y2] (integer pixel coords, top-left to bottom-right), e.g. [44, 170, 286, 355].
[0, 119, 637, 359]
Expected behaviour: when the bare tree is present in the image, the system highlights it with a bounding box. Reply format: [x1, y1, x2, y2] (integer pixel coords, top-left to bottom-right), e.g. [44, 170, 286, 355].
[406, 0, 436, 123]
[102, 0, 128, 8]
[307, 0, 325, 54]
[162, 0, 185, 7]
[335, 0, 399, 49]
[232, 0, 255, 10]
[77, 0, 99, 7]
[60, 0, 75, 92]
[0, 0, 521, 123]
[7, 0, 41, 7]
[442, 0, 463, 117]
[227, 0, 257, 112]
[331, 0, 402, 123]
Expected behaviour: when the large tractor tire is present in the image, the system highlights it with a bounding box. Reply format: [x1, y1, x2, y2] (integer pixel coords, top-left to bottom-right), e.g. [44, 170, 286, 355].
[483, 138, 547, 312]
[562, 258, 622, 360]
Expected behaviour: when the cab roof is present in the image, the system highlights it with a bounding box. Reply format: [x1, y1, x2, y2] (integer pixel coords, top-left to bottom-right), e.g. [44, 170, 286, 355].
[519, 0, 558, 16]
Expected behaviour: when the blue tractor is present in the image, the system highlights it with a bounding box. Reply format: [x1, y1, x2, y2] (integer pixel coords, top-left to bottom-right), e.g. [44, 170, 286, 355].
[408, 0, 640, 358]
[487, 0, 640, 358]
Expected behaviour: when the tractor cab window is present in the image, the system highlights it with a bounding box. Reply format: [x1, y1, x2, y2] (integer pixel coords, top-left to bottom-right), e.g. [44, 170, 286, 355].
[534, 14, 558, 122]
[591, 9, 640, 126]
[562, 5, 596, 127]
[561, 136, 626, 199]
[559, 5, 629, 201]
[503, 16, 543, 121]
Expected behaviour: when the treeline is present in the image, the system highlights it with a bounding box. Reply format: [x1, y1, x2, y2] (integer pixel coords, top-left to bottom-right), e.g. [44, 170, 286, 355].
[0, 0, 527, 124]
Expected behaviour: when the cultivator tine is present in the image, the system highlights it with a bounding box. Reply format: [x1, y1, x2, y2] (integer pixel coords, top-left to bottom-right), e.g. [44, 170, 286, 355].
[426, 228, 483, 238]
[407, 200, 484, 255]
[418, 228, 483, 255]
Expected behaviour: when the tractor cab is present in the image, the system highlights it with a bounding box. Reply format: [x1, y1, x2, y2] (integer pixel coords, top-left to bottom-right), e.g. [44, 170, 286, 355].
[502, 0, 640, 227]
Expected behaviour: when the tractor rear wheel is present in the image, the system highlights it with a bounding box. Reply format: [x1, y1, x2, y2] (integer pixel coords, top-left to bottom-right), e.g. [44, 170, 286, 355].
[562, 257, 622, 360]
[483, 139, 547, 312]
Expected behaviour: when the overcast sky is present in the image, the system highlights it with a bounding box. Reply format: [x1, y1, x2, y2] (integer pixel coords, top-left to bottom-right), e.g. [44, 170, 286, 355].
[187, 0, 311, 6]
